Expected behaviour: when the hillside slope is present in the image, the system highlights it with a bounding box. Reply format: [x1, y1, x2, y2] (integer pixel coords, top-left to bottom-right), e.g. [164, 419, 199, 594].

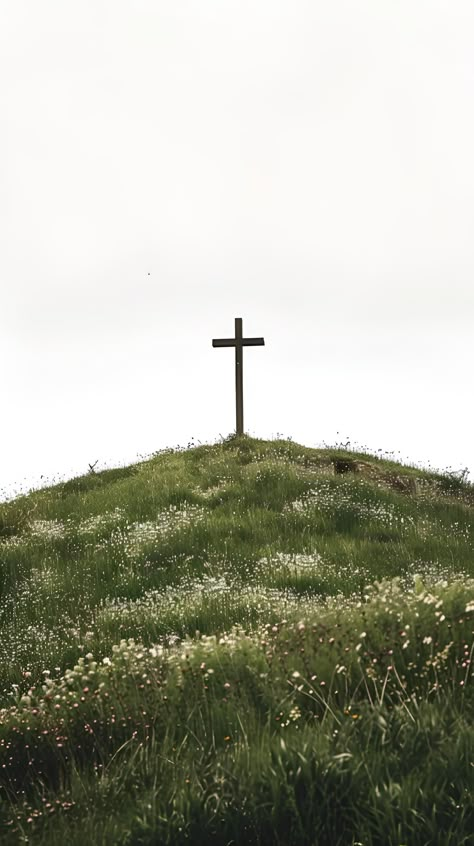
[0, 435, 473, 845]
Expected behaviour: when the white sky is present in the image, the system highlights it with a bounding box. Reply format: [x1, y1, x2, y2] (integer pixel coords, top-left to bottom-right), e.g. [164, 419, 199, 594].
[1, 0, 473, 500]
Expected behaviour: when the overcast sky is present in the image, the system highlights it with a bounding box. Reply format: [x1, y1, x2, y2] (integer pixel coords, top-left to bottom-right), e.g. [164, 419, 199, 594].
[1, 1, 473, 500]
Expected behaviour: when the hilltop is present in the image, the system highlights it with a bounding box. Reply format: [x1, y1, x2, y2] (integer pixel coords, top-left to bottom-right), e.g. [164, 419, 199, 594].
[0, 435, 473, 845]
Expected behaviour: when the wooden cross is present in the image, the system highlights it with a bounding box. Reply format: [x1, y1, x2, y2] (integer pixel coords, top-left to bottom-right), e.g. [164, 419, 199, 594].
[212, 317, 265, 436]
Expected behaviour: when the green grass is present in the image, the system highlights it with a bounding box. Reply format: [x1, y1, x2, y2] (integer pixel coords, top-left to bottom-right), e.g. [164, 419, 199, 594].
[0, 433, 473, 844]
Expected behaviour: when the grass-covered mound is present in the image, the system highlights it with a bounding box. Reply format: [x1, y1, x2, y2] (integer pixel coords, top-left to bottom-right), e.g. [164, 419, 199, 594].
[0, 435, 473, 844]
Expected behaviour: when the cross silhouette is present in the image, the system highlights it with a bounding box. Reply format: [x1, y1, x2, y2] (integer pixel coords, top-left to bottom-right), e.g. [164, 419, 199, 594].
[212, 317, 265, 436]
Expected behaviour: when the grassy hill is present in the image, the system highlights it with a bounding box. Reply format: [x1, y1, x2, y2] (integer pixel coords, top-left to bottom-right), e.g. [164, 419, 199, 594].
[0, 434, 473, 845]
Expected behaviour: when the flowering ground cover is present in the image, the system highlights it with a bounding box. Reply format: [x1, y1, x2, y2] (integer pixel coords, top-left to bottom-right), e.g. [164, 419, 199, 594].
[0, 434, 472, 844]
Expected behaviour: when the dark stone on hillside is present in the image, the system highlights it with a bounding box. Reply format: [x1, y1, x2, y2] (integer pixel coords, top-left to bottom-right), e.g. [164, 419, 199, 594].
[333, 458, 357, 475]
[331, 458, 418, 495]
[333, 458, 376, 476]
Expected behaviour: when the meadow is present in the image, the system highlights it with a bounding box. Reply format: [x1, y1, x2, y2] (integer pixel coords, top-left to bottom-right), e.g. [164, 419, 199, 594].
[0, 434, 472, 845]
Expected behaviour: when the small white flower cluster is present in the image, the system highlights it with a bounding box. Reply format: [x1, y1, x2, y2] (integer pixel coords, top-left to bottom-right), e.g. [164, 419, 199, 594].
[77, 508, 126, 535]
[126, 503, 206, 556]
[28, 519, 66, 540]
[282, 482, 412, 529]
[258, 551, 324, 573]
[192, 481, 229, 499]
[97, 573, 321, 635]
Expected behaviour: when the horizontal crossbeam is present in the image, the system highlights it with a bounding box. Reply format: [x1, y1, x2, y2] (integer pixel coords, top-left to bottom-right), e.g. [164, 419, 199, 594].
[212, 337, 265, 347]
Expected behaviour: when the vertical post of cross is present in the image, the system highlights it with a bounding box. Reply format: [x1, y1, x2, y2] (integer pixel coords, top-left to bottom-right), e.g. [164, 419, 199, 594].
[235, 317, 244, 435]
